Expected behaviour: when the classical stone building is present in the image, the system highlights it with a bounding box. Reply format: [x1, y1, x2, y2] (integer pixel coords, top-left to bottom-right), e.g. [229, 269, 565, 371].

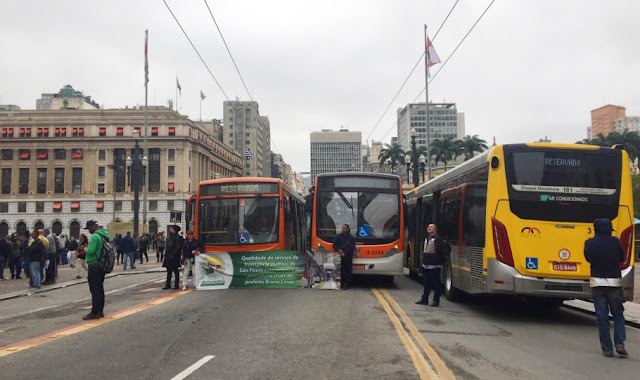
[0, 107, 243, 238]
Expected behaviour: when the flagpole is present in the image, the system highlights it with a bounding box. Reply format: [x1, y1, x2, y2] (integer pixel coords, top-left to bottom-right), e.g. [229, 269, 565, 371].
[424, 24, 432, 181]
[143, 29, 149, 231]
[199, 96, 202, 121]
[175, 77, 178, 113]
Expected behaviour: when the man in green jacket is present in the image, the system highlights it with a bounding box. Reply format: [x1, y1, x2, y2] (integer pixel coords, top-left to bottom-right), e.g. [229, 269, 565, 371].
[83, 220, 110, 320]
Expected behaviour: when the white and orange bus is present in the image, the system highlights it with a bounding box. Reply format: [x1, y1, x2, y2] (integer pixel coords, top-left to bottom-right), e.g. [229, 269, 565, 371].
[186, 177, 307, 253]
[309, 172, 405, 283]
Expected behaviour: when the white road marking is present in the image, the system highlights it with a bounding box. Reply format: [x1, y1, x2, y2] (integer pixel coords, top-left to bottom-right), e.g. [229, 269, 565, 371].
[171, 355, 215, 380]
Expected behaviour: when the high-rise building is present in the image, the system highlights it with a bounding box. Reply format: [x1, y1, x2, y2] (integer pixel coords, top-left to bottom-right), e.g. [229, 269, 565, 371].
[310, 128, 362, 180]
[0, 106, 242, 238]
[223, 100, 270, 177]
[614, 116, 640, 133]
[590, 104, 626, 139]
[397, 102, 465, 154]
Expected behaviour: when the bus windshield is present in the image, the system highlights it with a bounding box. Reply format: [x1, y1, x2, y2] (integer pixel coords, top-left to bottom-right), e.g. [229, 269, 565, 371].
[198, 197, 279, 245]
[316, 190, 400, 244]
[505, 148, 622, 222]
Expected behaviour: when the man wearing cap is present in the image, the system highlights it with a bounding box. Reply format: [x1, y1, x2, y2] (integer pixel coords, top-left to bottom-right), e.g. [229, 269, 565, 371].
[584, 218, 628, 357]
[82, 220, 110, 320]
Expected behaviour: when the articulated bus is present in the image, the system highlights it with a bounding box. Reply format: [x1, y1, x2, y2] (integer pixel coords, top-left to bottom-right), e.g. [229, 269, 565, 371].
[309, 172, 405, 282]
[186, 177, 307, 253]
[405, 143, 634, 304]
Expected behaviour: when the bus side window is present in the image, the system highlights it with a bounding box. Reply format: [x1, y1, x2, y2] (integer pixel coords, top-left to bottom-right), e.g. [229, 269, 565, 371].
[439, 192, 461, 242]
[462, 184, 487, 247]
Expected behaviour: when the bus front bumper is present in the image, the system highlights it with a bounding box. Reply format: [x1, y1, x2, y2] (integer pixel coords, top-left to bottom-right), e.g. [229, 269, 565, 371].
[487, 258, 635, 301]
[352, 251, 404, 276]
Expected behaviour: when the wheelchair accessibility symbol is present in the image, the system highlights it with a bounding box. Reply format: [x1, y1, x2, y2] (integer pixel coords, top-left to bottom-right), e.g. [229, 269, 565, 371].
[358, 226, 370, 238]
[526, 257, 538, 270]
[238, 232, 250, 244]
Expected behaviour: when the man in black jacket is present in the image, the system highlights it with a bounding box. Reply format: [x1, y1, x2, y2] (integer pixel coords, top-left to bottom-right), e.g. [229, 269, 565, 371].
[333, 224, 355, 290]
[416, 224, 446, 307]
[584, 218, 628, 357]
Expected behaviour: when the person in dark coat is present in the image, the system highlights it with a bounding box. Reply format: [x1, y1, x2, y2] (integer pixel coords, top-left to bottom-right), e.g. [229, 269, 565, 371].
[332, 224, 356, 290]
[584, 218, 628, 357]
[163, 225, 183, 290]
[121, 232, 136, 270]
[415, 224, 447, 307]
[26, 230, 45, 289]
[181, 231, 204, 290]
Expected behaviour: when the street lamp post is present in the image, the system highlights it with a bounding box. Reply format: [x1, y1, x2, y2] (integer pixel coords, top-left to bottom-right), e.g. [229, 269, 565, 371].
[404, 154, 411, 184]
[419, 154, 426, 183]
[126, 131, 148, 238]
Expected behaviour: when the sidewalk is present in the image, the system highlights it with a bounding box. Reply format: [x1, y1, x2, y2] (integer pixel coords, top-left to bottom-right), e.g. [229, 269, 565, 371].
[564, 300, 640, 329]
[0, 252, 165, 301]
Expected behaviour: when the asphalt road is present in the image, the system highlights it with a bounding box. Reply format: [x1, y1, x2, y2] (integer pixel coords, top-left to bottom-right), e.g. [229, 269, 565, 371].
[0, 273, 639, 379]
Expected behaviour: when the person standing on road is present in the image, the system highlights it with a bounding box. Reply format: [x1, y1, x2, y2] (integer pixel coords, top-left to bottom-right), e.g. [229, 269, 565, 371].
[181, 231, 204, 290]
[138, 232, 149, 264]
[26, 230, 45, 289]
[121, 231, 136, 270]
[0, 235, 9, 280]
[163, 225, 182, 290]
[82, 220, 110, 320]
[416, 224, 446, 307]
[333, 224, 355, 290]
[9, 233, 23, 279]
[66, 236, 79, 270]
[75, 233, 89, 279]
[584, 218, 629, 357]
[156, 231, 166, 262]
[152, 232, 158, 251]
[43, 229, 57, 285]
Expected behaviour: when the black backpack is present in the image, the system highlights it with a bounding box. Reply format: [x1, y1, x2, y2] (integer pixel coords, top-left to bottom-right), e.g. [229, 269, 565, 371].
[98, 234, 116, 273]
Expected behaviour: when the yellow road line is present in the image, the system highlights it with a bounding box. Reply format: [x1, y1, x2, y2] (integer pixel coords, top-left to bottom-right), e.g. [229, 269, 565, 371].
[371, 288, 435, 380]
[379, 289, 456, 380]
[0, 289, 191, 358]
[141, 288, 156, 292]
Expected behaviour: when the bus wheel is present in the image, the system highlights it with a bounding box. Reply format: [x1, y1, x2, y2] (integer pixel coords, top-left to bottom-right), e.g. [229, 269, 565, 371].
[444, 260, 463, 302]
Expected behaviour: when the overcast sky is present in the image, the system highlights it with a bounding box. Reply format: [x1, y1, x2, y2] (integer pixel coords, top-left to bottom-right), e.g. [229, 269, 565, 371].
[1, 0, 639, 173]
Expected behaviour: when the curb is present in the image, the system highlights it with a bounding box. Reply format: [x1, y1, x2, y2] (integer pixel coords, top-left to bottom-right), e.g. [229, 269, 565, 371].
[0, 268, 166, 302]
[562, 301, 640, 329]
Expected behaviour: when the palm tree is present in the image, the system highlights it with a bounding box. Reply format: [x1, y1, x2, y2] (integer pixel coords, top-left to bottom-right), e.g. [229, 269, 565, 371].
[378, 143, 405, 174]
[430, 136, 461, 172]
[459, 135, 489, 161]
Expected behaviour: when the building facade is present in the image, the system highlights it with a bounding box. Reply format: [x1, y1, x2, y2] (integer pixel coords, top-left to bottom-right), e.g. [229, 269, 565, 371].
[0, 107, 243, 238]
[36, 85, 100, 111]
[310, 128, 362, 180]
[614, 116, 640, 133]
[397, 102, 465, 154]
[223, 100, 271, 177]
[590, 104, 626, 139]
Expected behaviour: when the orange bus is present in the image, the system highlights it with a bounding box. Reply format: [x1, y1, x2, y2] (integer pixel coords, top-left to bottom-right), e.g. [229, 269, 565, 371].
[309, 172, 405, 283]
[186, 177, 307, 253]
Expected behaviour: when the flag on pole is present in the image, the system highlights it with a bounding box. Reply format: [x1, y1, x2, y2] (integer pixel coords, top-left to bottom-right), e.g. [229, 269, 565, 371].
[144, 31, 149, 83]
[177, 77, 181, 95]
[244, 146, 253, 160]
[426, 37, 441, 77]
[200, 91, 206, 100]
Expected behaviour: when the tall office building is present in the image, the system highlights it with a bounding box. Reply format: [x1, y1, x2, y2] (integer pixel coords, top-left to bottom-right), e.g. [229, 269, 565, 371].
[397, 102, 465, 154]
[223, 100, 271, 177]
[590, 104, 626, 139]
[614, 116, 640, 133]
[310, 128, 362, 180]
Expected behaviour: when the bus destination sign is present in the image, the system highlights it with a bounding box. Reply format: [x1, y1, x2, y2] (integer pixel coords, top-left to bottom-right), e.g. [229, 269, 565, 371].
[201, 182, 279, 196]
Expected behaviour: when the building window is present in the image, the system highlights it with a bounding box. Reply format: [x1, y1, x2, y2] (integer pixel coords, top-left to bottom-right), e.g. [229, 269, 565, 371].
[37, 168, 47, 194]
[168, 149, 175, 160]
[18, 202, 27, 213]
[2, 128, 14, 138]
[149, 200, 158, 211]
[117, 127, 124, 136]
[53, 202, 62, 212]
[168, 166, 175, 177]
[115, 201, 123, 211]
[71, 202, 80, 212]
[98, 183, 105, 193]
[97, 201, 104, 212]
[98, 150, 106, 160]
[167, 200, 174, 210]
[168, 182, 175, 192]
[168, 127, 176, 136]
[72, 168, 82, 193]
[148, 148, 160, 192]
[36, 202, 44, 213]
[114, 149, 126, 193]
[0, 203, 8, 213]
[1, 168, 11, 194]
[151, 127, 159, 136]
[19, 168, 29, 194]
[98, 167, 105, 177]
[54, 149, 66, 160]
[1, 149, 12, 160]
[19, 128, 32, 137]
[37, 149, 48, 160]
[54, 168, 65, 194]
[19, 149, 30, 160]
[72, 128, 84, 137]
[134, 127, 141, 134]
[72, 149, 83, 159]
[99, 127, 107, 137]
[54, 128, 67, 137]
[37, 128, 49, 137]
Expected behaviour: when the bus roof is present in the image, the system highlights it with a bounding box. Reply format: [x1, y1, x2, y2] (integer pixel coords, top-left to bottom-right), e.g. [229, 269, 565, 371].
[198, 177, 281, 186]
[316, 172, 401, 180]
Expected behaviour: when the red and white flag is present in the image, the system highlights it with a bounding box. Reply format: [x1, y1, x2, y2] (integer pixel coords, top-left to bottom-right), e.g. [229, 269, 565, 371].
[426, 38, 441, 78]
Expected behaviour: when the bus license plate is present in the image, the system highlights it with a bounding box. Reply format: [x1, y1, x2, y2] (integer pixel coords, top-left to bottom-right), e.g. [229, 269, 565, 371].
[353, 264, 365, 270]
[553, 262, 577, 271]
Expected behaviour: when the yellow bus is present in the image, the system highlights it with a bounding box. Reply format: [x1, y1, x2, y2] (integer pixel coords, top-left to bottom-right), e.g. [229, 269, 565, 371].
[405, 143, 634, 304]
